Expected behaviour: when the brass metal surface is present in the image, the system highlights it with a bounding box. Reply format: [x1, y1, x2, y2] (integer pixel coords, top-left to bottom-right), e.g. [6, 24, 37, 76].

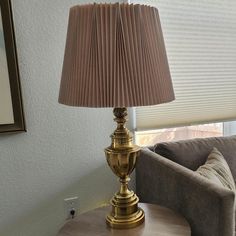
[104, 107, 145, 228]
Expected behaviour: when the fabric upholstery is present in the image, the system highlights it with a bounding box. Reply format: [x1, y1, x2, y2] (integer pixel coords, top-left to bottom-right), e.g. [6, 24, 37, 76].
[196, 148, 236, 192]
[153, 136, 236, 176]
[136, 136, 236, 236]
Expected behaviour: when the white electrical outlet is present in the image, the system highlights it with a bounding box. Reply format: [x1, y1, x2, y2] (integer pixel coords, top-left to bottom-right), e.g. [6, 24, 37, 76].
[64, 196, 79, 220]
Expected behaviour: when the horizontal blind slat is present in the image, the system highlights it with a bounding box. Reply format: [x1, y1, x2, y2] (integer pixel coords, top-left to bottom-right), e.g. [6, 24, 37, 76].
[131, 0, 236, 130]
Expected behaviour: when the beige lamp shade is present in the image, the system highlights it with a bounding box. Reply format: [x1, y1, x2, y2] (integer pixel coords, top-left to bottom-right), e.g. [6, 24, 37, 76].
[59, 3, 175, 107]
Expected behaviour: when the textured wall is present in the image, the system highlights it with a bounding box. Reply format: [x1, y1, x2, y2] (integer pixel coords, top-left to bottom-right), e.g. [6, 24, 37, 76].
[0, 1, 126, 235]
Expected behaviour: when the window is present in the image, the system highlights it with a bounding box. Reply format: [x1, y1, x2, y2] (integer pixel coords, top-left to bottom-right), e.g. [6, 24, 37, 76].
[132, 0, 236, 131]
[135, 122, 223, 147]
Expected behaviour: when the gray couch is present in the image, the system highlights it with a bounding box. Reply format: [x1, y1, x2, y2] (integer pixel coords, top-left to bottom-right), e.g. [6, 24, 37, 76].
[136, 135, 236, 236]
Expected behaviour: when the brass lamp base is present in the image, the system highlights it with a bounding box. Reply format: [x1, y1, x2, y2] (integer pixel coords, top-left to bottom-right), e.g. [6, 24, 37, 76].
[106, 189, 145, 229]
[105, 107, 145, 229]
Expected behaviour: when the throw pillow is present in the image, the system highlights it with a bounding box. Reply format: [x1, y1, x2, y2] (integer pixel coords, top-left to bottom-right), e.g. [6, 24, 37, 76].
[196, 147, 236, 192]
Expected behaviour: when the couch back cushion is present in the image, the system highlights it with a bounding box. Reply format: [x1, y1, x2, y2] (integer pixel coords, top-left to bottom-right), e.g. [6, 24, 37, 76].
[153, 136, 236, 179]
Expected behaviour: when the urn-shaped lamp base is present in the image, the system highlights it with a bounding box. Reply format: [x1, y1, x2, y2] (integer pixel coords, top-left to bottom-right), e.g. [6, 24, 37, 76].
[105, 107, 145, 229]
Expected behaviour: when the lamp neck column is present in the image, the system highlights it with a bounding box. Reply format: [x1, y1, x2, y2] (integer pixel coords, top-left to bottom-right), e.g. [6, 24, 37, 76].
[112, 107, 133, 149]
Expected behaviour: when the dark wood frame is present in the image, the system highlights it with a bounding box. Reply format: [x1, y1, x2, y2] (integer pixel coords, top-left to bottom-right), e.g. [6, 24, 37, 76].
[0, 0, 25, 133]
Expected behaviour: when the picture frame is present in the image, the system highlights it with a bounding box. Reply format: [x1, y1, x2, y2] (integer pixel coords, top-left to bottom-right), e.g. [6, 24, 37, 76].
[0, 0, 25, 133]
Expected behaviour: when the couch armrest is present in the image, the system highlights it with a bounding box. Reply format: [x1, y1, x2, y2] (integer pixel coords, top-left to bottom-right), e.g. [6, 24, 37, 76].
[136, 148, 235, 236]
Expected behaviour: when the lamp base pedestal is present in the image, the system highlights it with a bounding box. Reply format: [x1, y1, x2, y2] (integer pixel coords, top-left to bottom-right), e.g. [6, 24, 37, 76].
[105, 107, 145, 229]
[106, 190, 145, 229]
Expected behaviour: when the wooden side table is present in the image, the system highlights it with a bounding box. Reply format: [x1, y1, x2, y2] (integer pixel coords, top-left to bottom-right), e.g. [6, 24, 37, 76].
[57, 203, 191, 236]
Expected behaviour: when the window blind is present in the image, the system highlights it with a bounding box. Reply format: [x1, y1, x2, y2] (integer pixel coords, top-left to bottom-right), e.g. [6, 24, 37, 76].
[133, 0, 236, 131]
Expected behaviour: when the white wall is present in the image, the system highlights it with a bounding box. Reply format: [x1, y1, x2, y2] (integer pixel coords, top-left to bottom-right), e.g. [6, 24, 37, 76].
[0, 1, 127, 235]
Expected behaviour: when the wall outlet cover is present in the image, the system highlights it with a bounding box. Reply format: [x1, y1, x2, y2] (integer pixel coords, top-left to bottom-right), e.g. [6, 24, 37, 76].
[64, 196, 79, 220]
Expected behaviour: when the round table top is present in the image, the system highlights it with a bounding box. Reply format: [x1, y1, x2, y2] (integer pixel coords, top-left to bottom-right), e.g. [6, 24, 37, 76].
[57, 203, 191, 236]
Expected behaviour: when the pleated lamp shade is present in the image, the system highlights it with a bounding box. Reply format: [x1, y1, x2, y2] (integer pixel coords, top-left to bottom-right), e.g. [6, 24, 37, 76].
[59, 3, 175, 108]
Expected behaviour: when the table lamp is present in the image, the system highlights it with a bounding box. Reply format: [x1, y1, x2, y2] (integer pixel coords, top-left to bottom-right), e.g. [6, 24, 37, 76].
[58, 3, 175, 229]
